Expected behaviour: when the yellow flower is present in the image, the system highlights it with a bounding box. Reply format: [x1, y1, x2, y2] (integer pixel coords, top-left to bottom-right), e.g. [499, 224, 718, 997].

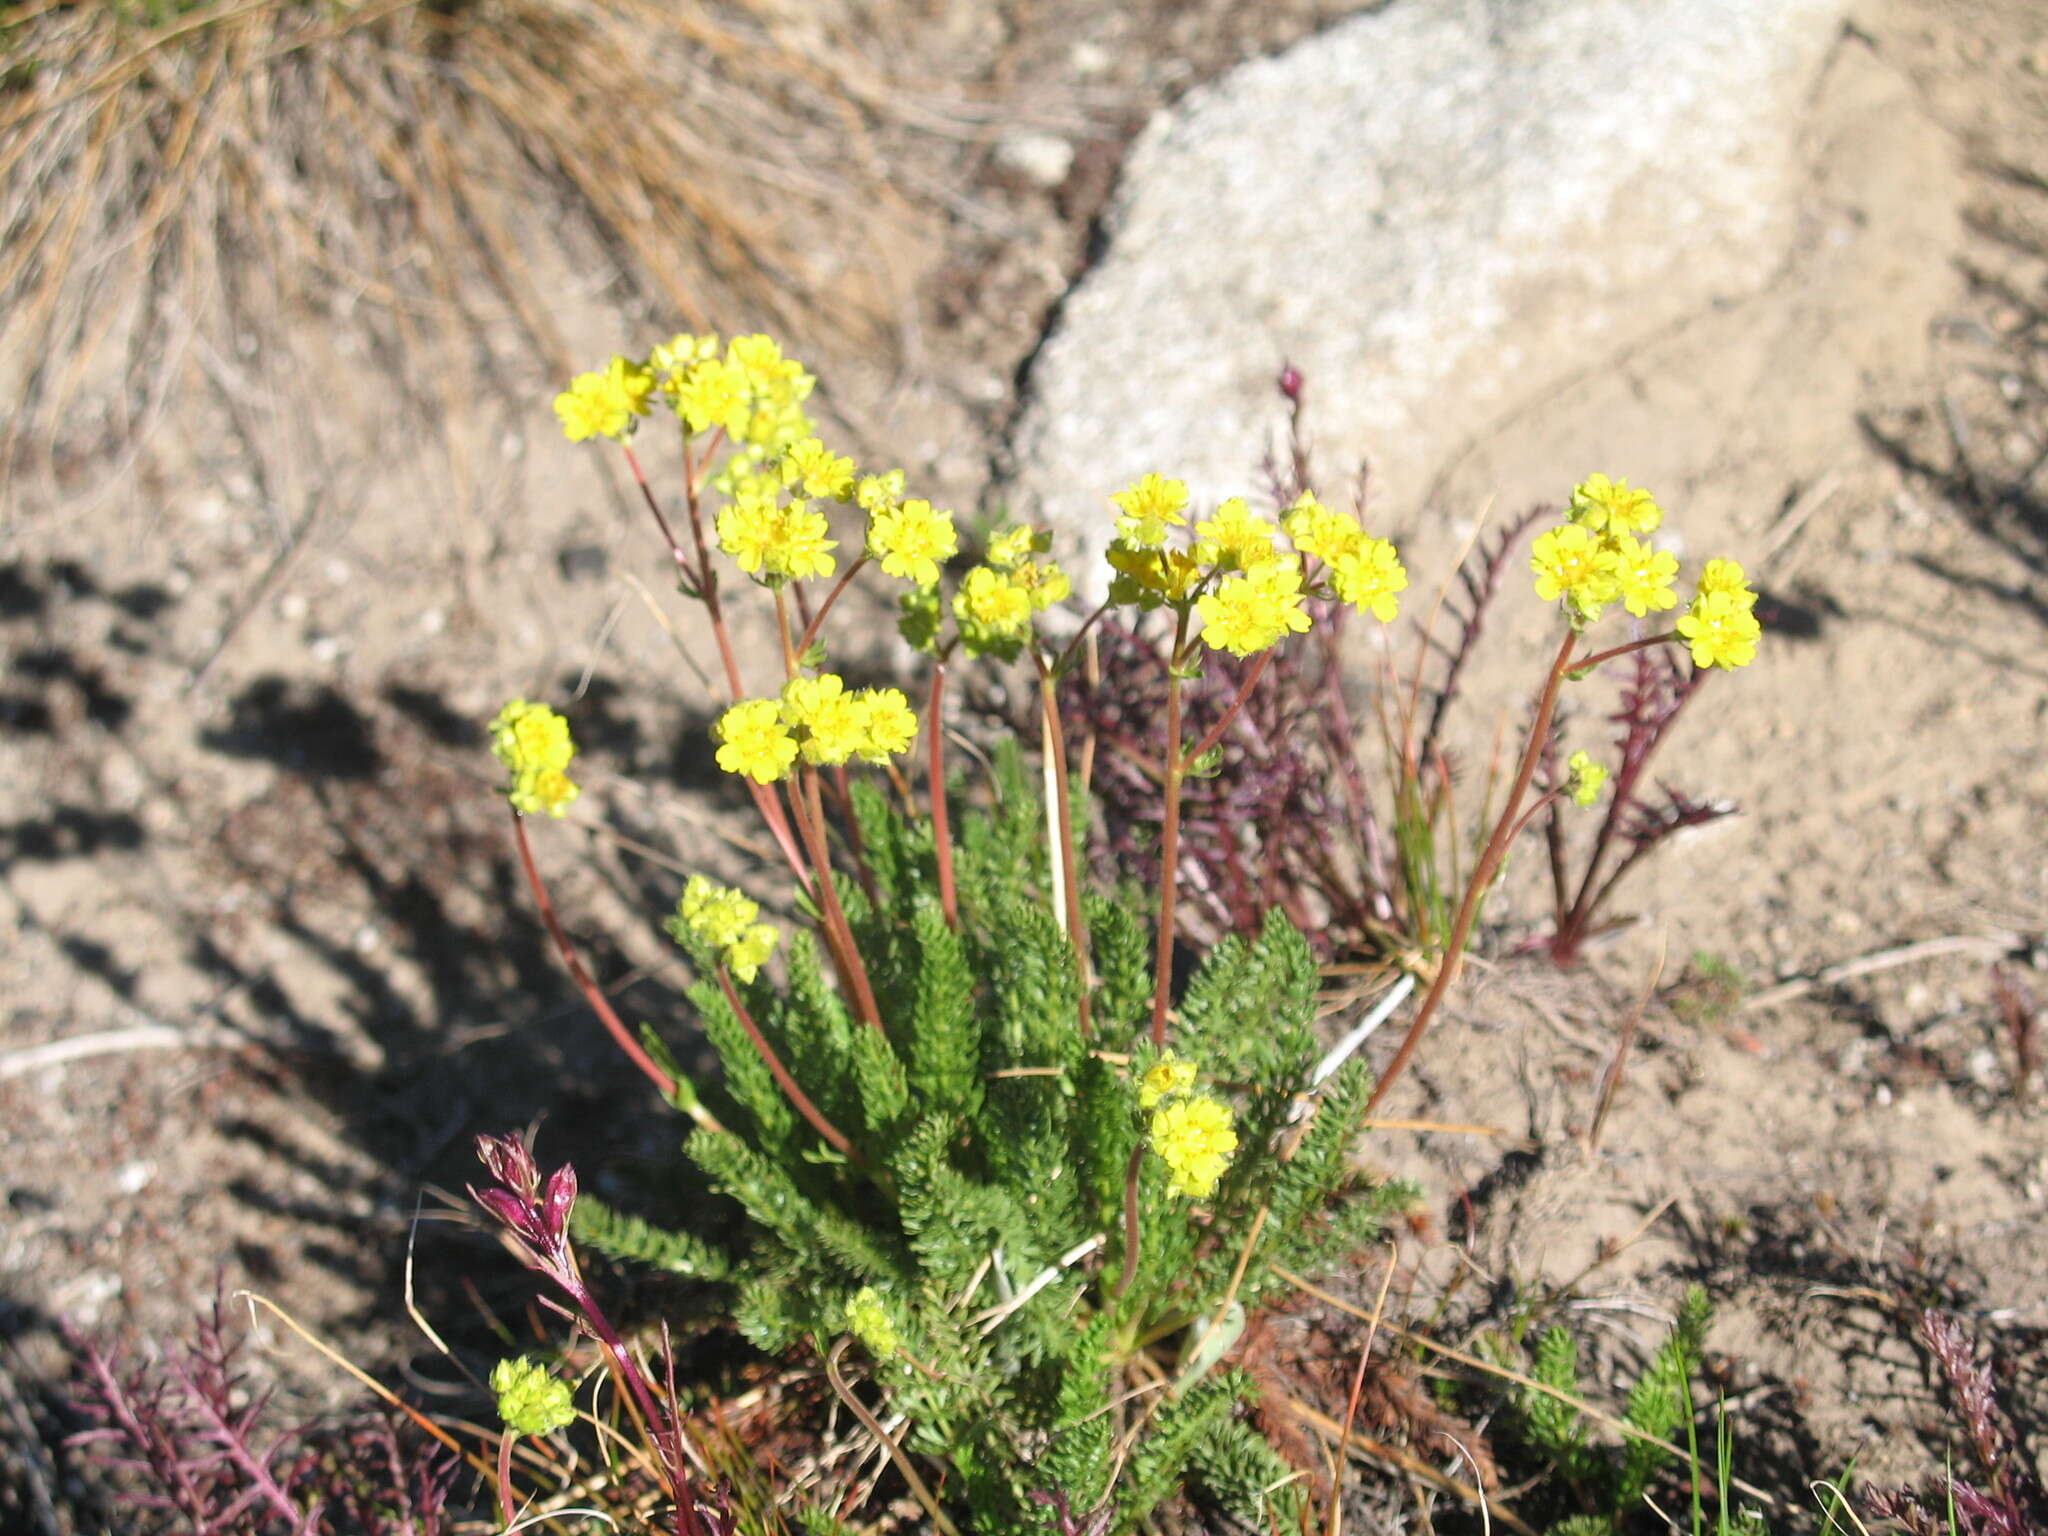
[492, 1357, 577, 1437]
[678, 874, 761, 950]
[1150, 1094, 1238, 1200]
[1137, 1054, 1198, 1110]
[491, 699, 576, 777]
[650, 333, 717, 380]
[675, 357, 752, 437]
[1329, 537, 1407, 622]
[1195, 497, 1279, 572]
[727, 333, 806, 392]
[855, 469, 906, 516]
[1568, 473, 1662, 536]
[554, 356, 654, 443]
[987, 526, 1042, 569]
[491, 700, 582, 817]
[845, 1287, 898, 1359]
[868, 499, 959, 586]
[1111, 473, 1190, 549]
[1610, 534, 1680, 618]
[954, 565, 1035, 653]
[1194, 556, 1313, 657]
[1107, 545, 1203, 610]
[854, 688, 920, 763]
[781, 437, 858, 502]
[1282, 492, 1366, 566]
[1676, 590, 1762, 670]
[513, 767, 581, 819]
[1696, 557, 1757, 609]
[714, 698, 798, 783]
[669, 877, 780, 981]
[1566, 750, 1607, 808]
[781, 673, 869, 766]
[716, 496, 837, 584]
[727, 924, 778, 983]
[1530, 524, 1622, 620]
[1013, 558, 1071, 612]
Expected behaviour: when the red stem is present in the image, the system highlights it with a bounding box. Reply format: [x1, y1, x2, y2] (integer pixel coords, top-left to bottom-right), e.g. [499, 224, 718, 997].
[621, 443, 689, 569]
[1572, 631, 1678, 673]
[794, 769, 886, 1031]
[1183, 647, 1276, 765]
[715, 967, 858, 1159]
[512, 811, 676, 1100]
[1364, 626, 1579, 1114]
[794, 555, 870, 659]
[1148, 618, 1191, 1048]
[497, 1433, 517, 1528]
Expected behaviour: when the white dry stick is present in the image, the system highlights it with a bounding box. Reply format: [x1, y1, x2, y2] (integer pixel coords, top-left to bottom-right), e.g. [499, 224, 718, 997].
[971, 1234, 1106, 1334]
[1309, 973, 1418, 1093]
[0, 1023, 243, 1081]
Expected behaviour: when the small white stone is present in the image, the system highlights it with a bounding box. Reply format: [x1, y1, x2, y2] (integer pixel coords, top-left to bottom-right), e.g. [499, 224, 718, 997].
[1071, 40, 1111, 75]
[417, 607, 447, 635]
[994, 132, 1076, 190]
[308, 633, 347, 663]
[353, 923, 381, 956]
[278, 592, 309, 622]
[114, 1159, 156, 1195]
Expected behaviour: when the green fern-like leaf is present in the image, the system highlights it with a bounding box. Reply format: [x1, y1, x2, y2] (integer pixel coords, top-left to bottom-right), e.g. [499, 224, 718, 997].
[1617, 1286, 1711, 1506]
[569, 1195, 733, 1281]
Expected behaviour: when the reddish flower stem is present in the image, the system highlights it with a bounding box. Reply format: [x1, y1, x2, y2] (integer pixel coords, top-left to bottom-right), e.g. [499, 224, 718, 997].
[497, 1432, 517, 1528]
[794, 768, 886, 1031]
[715, 966, 858, 1159]
[1182, 647, 1276, 765]
[1572, 630, 1678, 673]
[511, 810, 677, 1100]
[794, 555, 870, 659]
[1364, 625, 1579, 1114]
[1148, 614, 1192, 1048]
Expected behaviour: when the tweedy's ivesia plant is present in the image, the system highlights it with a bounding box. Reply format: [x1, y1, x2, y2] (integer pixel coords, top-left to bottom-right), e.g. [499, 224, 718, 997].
[466, 334, 1761, 1535]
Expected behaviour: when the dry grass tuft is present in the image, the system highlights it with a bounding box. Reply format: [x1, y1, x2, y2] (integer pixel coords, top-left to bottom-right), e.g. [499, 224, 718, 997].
[0, 0, 997, 494]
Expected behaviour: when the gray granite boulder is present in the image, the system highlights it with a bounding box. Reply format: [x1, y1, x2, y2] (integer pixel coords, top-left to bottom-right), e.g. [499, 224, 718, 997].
[1006, 0, 1848, 554]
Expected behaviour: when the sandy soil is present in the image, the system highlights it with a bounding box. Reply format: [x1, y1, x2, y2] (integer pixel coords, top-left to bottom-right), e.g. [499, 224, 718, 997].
[4, 0, 2047, 1526]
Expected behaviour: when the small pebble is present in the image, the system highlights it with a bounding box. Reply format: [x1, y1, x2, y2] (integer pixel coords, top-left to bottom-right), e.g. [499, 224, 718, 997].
[114, 1159, 156, 1196]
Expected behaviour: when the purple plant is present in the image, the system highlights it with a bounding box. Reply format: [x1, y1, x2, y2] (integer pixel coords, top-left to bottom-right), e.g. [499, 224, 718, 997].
[1865, 1311, 2044, 1536]
[470, 1133, 733, 1536]
[67, 1300, 455, 1536]
[1540, 643, 1736, 966]
[1062, 365, 1546, 964]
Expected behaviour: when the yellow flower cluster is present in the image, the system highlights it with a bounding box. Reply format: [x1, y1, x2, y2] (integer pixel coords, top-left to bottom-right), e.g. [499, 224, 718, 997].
[556, 334, 817, 461]
[1193, 557, 1313, 658]
[845, 1286, 899, 1360]
[665, 333, 817, 457]
[1676, 558, 1762, 670]
[489, 699, 581, 818]
[553, 357, 655, 443]
[1530, 476, 1761, 670]
[716, 491, 838, 585]
[1150, 1094, 1239, 1201]
[868, 499, 959, 587]
[1104, 477, 1407, 656]
[952, 529, 1071, 658]
[1137, 1053, 1198, 1110]
[1566, 749, 1607, 808]
[671, 874, 779, 983]
[712, 676, 920, 782]
[1138, 1054, 1237, 1199]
